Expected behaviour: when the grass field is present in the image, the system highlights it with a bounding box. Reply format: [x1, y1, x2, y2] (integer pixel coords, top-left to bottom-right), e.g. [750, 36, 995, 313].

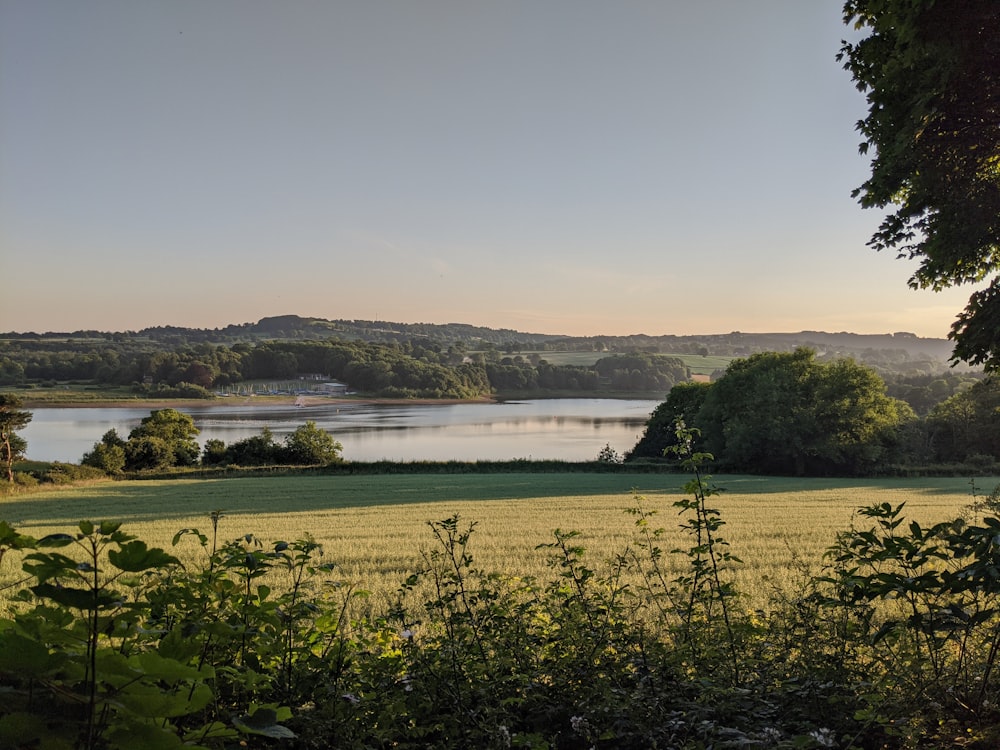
[2, 472, 993, 612]
[527, 351, 733, 375]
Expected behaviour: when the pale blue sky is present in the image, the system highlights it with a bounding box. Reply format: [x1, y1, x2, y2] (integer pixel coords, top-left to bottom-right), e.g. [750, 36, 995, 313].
[0, 1, 976, 337]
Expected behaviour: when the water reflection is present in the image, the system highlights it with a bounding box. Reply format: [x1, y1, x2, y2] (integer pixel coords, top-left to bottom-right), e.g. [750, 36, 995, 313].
[21, 399, 658, 463]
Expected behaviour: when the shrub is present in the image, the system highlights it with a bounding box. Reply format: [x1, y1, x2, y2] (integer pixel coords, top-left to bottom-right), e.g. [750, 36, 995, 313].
[42, 462, 107, 484]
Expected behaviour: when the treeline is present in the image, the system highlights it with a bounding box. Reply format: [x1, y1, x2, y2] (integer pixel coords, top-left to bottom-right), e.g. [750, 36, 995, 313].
[79, 408, 343, 474]
[0, 315, 557, 347]
[486, 352, 688, 393]
[629, 348, 998, 475]
[0, 337, 692, 399]
[3, 313, 964, 370]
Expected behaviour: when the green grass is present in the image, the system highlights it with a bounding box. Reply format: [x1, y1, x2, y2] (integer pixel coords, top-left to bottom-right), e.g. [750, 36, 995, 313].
[520, 351, 734, 374]
[2, 472, 991, 610]
[3, 384, 151, 405]
[676, 354, 733, 375]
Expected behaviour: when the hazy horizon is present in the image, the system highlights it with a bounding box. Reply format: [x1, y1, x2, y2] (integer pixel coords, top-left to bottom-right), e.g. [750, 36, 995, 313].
[0, 2, 983, 339]
[1, 311, 957, 342]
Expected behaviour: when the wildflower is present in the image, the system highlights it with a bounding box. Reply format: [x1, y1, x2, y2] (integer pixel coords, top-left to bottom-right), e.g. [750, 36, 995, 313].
[496, 725, 511, 748]
[570, 715, 592, 736]
[808, 727, 836, 748]
[759, 726, 782, 744]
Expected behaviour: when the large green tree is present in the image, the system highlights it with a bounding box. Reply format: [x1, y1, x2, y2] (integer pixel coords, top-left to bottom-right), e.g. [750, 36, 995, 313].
[81, 429, 127, 475]
[281, 421, 344, 465]
[694, 349, 913, 475]
[839, 1, 1000, 368]
[0, 394, 32, 482]
[125, 409, 200, 470]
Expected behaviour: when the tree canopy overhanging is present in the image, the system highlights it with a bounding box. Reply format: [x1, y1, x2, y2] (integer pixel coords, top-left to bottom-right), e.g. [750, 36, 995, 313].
[839, 0, 1000, 369]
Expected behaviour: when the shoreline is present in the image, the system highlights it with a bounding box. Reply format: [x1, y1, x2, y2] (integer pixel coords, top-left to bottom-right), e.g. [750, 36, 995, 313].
[18, 394, 499, 409]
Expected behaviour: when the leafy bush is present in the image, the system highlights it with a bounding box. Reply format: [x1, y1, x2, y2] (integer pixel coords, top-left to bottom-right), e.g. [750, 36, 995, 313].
[42, 462, 107, 484]
[11, 470, 38, 487]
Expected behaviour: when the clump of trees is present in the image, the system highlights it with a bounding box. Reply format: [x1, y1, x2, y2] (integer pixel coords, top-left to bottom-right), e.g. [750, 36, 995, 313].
[925, 378, 1000, 465]
[201, 422, 343, 468]
[630, 349, 919, 475]
[631, 349, 1000, 474]
[81, 409, 343, 473]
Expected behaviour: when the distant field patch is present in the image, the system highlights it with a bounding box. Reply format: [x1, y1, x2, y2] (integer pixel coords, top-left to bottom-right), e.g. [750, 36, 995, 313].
[523, 351, 733, 375]
[677, 354, 733, 375]
[523, 351, 608, 366]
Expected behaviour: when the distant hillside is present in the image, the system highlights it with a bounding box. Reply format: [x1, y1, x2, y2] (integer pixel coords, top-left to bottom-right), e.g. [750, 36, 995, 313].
[211, 315, 564, 346]
[2, 315, 967, 370]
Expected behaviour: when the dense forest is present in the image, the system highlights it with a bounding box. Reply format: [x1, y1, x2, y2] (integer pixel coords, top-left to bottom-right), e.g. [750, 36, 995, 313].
[0, 335, 689, 399]
[0, 315, 975, 401]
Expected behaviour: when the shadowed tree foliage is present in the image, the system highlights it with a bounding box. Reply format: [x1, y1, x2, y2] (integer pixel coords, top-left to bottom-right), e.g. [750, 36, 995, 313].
[839, 0, 1000, 368]
[626, 382, 710, 460]
[926, 376, 1000, 463]
[662, 349, 915, 475]
[0, 394, 31, 482]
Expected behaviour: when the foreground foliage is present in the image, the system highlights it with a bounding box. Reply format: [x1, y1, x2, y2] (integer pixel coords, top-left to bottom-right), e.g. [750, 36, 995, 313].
[2, 459, 1000, 747]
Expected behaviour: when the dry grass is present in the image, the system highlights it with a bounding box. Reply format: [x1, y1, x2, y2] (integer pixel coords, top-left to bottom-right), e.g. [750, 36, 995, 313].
[1, 473, 991, 612]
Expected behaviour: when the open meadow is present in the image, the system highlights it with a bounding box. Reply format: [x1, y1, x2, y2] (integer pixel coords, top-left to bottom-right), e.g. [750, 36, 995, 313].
[2, 472, 992, 612]
[528, 350, 733, 375]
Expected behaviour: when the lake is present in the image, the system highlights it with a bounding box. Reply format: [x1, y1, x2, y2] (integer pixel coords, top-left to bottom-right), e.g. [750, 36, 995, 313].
[20, 399, 659, 464]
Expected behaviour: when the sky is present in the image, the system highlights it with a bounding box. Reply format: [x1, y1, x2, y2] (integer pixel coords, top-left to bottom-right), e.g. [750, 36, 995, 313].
[0, 1, 981, 339]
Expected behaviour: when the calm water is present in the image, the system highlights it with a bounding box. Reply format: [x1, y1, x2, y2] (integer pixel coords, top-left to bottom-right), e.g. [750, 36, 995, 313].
[21, 399, 658, 463]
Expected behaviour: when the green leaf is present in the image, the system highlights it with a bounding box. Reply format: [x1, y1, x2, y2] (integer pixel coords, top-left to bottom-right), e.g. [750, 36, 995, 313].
[171, 528, 207, 547]
[233, 707, 296, 739]
[183, 722, 237, 742]
[132, 650, 211, 684]
[0, 521, 36, 550]
[115, 682, 213, 718]
[95, 649, 141, 681]
[99, 520, 123, 536]
[0, 630, 61, 675]
[29, 583, 122, 611]
[108, 541, 180, 572]
[157, 628, 204, 663]
[36, 533, 75, 548]
[22, 551, 81, 582]
[0, 713, 50, 747]
[105, 718, 190, 750]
